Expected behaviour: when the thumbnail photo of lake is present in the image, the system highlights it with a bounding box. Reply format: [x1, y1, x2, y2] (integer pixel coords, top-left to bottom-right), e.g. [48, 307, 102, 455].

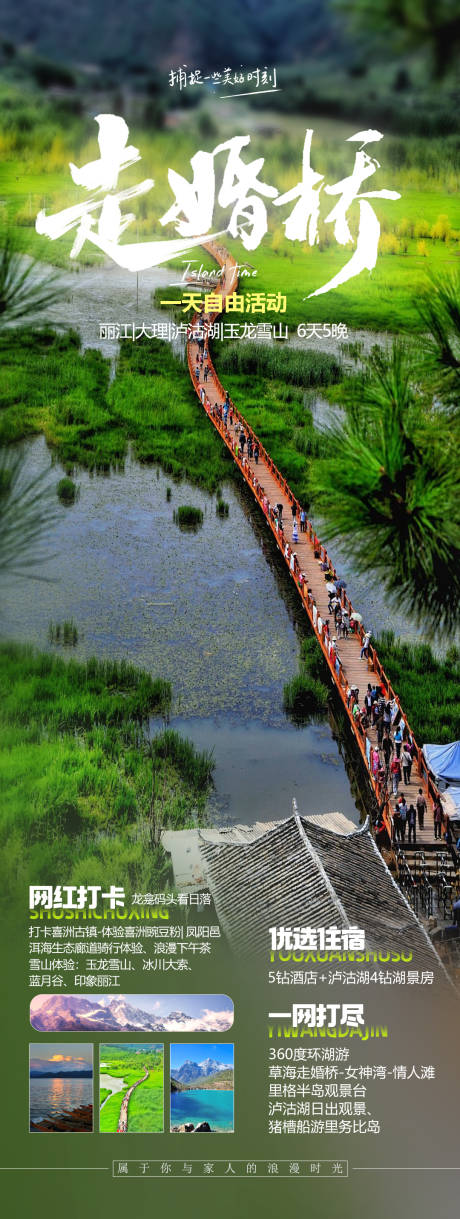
[29, 1044, 93, 1132]
[170, 1043, 234, 1133]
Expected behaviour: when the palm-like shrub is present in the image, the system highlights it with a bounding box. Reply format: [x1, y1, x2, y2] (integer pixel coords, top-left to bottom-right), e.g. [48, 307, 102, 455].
[0, 449, 60, 578]
[0, 228, 62, 328]
[309, 343, 460, 631]
[416, 272, 460, 409]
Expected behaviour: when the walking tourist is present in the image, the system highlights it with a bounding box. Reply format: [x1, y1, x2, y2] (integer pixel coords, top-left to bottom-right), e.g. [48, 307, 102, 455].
[407, 804, 417, 844]
[433, 799, 443, 839]
[398, 798, 408, 842]
[382, 733, 394, 767]
[360, 630, 371, 660]
[416, 789, 427, 830]
[394, 724, 403, 758]
[348, 684, 359, 708]
[364, 685, 374, 716]
[390, 756, 401, 797]
[401, 745, 412, 786]
[393, 805, 402, 843]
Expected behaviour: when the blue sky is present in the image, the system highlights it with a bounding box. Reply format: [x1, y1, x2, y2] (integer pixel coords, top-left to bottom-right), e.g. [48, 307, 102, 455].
[121, 994, 232, 1018]
[170, 1042, 234, 1071]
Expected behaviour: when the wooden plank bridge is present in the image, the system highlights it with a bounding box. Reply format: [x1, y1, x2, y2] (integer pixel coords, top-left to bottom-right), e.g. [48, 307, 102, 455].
[185, 240, 447, 854]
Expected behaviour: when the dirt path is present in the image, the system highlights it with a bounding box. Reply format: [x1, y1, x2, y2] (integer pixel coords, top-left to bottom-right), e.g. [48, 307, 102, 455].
[116, 1067, 149, 1133]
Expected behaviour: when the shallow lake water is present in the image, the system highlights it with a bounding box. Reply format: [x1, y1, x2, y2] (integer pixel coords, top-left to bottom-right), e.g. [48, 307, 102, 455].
[29, 1076, 92, 1124]
[2, 436, 364, 824]
[99, 1073, 127, 1109]
[18, 257, 183, 367]
[170, 1088, 234, 1133]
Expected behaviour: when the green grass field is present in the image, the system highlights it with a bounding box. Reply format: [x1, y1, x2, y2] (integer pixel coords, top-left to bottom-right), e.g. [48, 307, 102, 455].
[0, 322, 341, 502]
[210, 341, 342, 505]
[0, 327, 234, 486]
[160, 198, 460, 334]
[0, 316, 340, 605]
[0, 329, 114, 460]
[1, 88, 459, 330]
[373, 634, 460, 745]
[99, 1044, 164, 1134]
[0, 643, 214, 903]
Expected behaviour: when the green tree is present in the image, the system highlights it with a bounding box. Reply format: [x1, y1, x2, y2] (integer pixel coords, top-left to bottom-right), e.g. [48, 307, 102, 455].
[0, 228, 62, 329]
[309, 343, 460, 631]
[0, 228, 64, 578]
[416, 272, 460, 408]
[0, 449, 60, 578]
[337, 0, 460, 74]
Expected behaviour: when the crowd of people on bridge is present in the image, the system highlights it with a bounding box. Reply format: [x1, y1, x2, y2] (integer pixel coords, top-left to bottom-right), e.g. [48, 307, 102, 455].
[190, 330, 450, 856]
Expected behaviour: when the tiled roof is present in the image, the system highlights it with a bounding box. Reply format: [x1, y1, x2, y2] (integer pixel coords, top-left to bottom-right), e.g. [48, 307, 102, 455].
[198, 814, 448, 979]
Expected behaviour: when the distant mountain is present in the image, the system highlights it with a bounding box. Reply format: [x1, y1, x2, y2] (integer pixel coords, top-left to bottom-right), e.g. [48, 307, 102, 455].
[200, 1057, 227, 1074]
[189, 1067, 234, 1089]
[106, 997, 169, 1030]
[171, 1065, 234, 1091]
[30, 994, 231, 1033]
[30, 1069, 92, 1078]
[30, 995, 164, 1032]
[172, 1057, 229, 1084]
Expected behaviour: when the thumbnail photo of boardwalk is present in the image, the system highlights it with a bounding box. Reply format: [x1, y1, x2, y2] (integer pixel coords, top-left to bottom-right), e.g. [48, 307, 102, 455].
[29, 1044, 93, 1132]
[170, 1043, 234, 1133]
[99, 1043, 163, 1133]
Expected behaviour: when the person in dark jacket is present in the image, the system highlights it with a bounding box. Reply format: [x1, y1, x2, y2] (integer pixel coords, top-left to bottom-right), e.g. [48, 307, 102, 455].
[407, 804, 417, 844]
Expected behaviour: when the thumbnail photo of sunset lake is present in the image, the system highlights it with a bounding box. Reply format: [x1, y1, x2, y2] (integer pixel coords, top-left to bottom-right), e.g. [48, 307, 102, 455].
[29, 1044, 93, 1132]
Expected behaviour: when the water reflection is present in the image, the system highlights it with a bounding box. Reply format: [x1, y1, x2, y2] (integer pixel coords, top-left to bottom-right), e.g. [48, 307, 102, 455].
[2, 437, 366, 823]
[29, 1077, 92, 1123]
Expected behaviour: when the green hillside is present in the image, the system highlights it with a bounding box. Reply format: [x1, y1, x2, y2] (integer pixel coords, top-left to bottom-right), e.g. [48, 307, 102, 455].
[171, 1068, 234, 1091]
